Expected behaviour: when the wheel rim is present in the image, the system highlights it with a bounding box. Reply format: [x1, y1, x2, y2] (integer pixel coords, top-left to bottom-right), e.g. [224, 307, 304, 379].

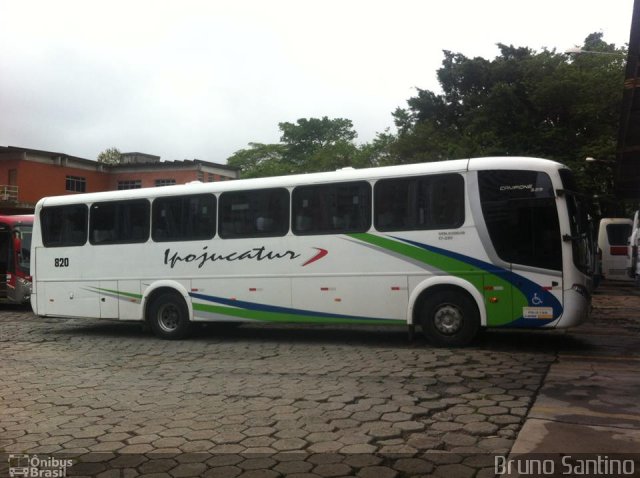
[433, 303, 463, 335]
[157, 303, 181, 332]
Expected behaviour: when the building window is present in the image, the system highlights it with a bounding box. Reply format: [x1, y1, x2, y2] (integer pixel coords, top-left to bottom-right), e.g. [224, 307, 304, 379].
[155, 179, 176, 187]
[208, 173, 215, 182]
[66, 175, 86, 193]
[197, 172, 204, 182]
[118, 180, 142, 190]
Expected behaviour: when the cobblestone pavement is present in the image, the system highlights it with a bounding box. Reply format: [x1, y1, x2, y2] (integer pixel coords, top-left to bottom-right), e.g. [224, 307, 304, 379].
[0, 293, 631, 478]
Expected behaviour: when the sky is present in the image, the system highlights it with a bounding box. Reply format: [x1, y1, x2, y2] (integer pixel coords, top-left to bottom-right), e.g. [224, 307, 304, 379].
[0, 0, 635, 164]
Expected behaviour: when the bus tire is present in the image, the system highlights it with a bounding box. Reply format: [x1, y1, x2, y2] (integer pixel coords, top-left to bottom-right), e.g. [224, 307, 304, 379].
[147, 292, 191, 340]
[419, 289, 479, 347]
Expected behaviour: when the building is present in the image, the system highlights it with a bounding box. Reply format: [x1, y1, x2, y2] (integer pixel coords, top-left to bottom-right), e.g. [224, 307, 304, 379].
[0, 146, 240, 214]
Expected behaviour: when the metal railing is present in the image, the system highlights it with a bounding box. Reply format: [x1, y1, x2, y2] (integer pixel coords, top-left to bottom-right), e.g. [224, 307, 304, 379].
[0, 185, 18, 202]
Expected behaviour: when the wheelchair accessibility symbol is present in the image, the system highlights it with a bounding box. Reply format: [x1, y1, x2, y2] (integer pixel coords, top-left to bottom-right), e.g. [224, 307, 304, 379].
[531, 293, 543, 306]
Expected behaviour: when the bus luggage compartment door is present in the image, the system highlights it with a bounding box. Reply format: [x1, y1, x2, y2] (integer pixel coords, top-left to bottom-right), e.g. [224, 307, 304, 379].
[99, 281, 119, 319]
[37, 281, 101, 319]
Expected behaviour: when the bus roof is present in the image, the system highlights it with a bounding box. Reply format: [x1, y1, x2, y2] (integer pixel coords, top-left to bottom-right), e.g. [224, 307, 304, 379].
[36, 156, 564, 208]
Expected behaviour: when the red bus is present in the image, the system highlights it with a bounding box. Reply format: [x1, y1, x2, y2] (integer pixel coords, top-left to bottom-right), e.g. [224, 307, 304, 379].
[0, 215, 33, 304]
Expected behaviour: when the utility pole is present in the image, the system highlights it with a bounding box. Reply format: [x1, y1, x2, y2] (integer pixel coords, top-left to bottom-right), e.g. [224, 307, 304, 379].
[616, 0, 640, 200]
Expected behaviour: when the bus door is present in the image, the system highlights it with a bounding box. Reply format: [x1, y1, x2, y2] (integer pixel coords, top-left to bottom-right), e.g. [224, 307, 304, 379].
[478, 170, 564, 326]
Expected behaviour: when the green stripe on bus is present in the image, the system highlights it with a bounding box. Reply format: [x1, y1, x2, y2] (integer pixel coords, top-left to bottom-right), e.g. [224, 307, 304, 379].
[87, 286, 143, 301]
[192, 302, 401, 325]
[348, 232, 528, 326]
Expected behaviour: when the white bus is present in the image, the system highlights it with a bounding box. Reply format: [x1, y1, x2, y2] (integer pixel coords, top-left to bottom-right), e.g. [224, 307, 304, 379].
[30, 157, 592, 346]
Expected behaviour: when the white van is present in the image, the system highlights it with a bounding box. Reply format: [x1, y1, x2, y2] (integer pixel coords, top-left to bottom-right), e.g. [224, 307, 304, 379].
[598, 218, 633, 281]
[628, 211, 640, 282]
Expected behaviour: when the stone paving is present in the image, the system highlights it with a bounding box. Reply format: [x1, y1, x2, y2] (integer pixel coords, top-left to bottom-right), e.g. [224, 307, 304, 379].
[0, 303, 600, 477]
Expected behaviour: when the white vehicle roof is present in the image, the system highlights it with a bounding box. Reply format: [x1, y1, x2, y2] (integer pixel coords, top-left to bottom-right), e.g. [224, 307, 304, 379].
[36, 156, 565, 208]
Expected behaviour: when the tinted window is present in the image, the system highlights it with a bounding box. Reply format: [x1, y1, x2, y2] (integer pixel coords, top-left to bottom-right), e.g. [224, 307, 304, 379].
[375, 174, 464, 231]
[90, 200, 150, 245]
[219, 188, 289, 238]
[559, 168, 591, 274]
[153, 194, 216, 242]
[41, 204, 88, 247]
[479, 170, 562, 270]
[293, 182, 371, 235]
[16, 226, 32, 272]
[606, 224, 632, 246]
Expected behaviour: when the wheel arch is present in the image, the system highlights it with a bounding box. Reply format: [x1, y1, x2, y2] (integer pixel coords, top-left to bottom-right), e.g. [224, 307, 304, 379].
[142, 280, 193, 322]
[407, 277, 486, 327]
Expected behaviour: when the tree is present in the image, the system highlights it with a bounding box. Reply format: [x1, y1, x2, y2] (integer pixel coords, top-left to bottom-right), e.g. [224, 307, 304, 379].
[228, 117, 363, 177]
[356, 129, 398, 167]
[226, 143, 289, 178]
[227, 33, 625, 211]
[279, 117, 357, 160]
[391, 33, 626, 206]
[97, 147, 122, 165]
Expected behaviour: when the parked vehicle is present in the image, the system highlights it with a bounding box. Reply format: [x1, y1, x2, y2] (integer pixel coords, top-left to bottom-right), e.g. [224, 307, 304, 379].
[0, 215, 33, 304]
[31, 157, 591, 346]
[628, 210, 640, 283]
[597, 218, 633, 282]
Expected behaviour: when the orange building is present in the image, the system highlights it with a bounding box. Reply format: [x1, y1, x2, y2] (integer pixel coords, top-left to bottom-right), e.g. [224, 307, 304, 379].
[0, 146, 239, 214]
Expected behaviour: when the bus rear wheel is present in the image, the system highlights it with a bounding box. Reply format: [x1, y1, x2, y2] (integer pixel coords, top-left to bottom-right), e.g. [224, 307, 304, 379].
[147, 292, 191, 340]
[419, 289, 479, 347]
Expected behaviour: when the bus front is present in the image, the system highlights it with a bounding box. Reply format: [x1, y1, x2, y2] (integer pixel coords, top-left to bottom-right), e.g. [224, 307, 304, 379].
[555, 168, 592, 328]
[473, 159, 591, 332]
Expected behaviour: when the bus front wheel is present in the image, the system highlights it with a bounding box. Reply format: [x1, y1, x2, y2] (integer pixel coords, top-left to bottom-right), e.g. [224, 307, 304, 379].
[147, 292, 191, 340]
[419, 289, 479, 347]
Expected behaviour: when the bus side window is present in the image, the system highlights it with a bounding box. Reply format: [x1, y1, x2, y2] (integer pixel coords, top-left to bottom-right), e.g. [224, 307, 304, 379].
[374, 174, 464, 231]
[292, 182, 371, 235]
[152, 194, 216, 242]
[41, 204, 88, 247]
[90, 200, 150, 245]
[92, 229, 113, 244]
[219, 188, 289, 239]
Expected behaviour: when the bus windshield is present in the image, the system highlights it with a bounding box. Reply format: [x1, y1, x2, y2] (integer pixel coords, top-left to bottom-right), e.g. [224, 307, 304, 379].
[478, 170, 562, 271]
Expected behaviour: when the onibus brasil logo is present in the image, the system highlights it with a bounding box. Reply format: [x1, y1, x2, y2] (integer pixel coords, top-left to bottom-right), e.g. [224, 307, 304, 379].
[8, 455, 73, 478]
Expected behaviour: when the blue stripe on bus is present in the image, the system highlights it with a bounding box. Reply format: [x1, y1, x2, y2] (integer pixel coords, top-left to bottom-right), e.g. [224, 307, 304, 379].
[189, 292, 397, 323]
[393, 236, 563, 325]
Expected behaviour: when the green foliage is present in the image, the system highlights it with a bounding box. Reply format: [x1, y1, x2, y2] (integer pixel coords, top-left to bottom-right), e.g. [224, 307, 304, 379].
[279, 117, 357, 159]
[228, 116, 368, 177]
[226, 143, 289, 178]
[392, 33, 625, 206]
[97, 147, 122, 165]
[227, 33, 625, 212]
